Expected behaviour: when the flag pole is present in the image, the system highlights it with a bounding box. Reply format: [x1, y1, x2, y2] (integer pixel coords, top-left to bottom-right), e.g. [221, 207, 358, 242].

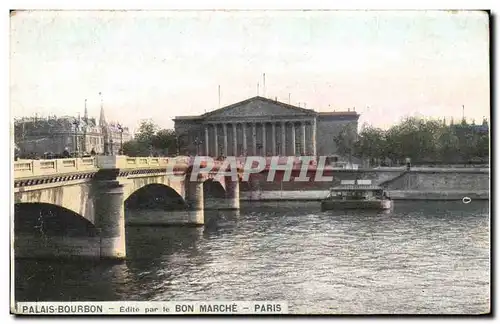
[263, 73, 266, 98]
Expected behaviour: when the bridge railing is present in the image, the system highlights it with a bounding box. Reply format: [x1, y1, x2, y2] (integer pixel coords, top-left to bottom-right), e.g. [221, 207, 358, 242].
[14, 157, 98, 178]
[14, 155, 195, 179]
[96, 155, 190, 170]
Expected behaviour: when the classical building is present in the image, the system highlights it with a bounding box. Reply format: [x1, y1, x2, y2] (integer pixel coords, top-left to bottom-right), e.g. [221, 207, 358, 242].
[173, 96, 360, 157]
[14, 102, 131, 157]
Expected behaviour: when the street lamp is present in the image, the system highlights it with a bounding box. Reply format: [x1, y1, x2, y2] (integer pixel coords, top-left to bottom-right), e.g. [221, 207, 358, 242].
[193, 137, 202, 156]
[257, 143, 263, 156]
[72, 119, 80, 157]
[117, 124, 124, 155]
[109, 139, 114, 156]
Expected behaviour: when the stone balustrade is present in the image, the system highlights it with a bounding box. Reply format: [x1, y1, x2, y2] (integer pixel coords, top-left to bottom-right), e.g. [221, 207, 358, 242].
[95, 155, 191, 170]
[14, 157, 98, 178]
[14, 156, 194, 179]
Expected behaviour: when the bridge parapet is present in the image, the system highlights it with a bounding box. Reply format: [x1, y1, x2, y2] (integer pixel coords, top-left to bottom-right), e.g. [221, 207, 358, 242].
[96, 155, 190, 170]
[14, 157, 98, 179]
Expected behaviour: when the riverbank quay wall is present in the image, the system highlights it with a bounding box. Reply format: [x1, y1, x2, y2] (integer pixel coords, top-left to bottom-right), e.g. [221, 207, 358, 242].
[239, 167, 489, 201]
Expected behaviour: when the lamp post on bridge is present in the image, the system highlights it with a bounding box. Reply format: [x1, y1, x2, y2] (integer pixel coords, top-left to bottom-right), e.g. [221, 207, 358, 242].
[117, 124, 124, 155]
[193, 137, 203, 156]
[110, 139, 114, 156]
[257, 143, 263, 156]
[72, 119, 80, 157]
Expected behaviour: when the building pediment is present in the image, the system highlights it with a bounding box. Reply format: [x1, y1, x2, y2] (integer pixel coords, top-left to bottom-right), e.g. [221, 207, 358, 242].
[203, 96, 316, 120]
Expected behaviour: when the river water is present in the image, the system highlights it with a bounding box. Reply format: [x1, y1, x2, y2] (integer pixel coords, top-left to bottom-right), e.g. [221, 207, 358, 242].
[15, 201, 490, 314]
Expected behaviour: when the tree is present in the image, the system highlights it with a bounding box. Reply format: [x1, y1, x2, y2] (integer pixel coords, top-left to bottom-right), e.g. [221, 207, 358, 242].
[474, 132, 489, 159]
[152, 129, 177, 156]
[354, 125, 386, 164]
[122, 121, 181, 157]
[122, 139, 149, 157]
[436, 126, 460, 163]
[135, 120, 157, 144]
[334, 123, 358, 163]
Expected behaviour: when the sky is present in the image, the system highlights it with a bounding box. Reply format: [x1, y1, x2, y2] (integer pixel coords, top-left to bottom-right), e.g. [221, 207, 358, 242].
[10, 10, 490, 131]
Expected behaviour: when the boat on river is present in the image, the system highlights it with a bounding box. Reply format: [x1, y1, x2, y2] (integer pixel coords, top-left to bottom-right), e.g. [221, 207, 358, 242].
[321, 180, 393, 211]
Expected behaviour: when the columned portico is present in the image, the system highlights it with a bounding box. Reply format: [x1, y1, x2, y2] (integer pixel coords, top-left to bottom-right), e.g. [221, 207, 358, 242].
[272, 123, 276, 155]
[213, 124, 219, 157]
[301, 122, 307, 155]
[178, 96, 358, 157]
[205, 126, 209, 156]
[262, 123, 266, 156]
[281, 121, 286, 156]
[252, 123, 257, 155]
[312, 119, 317, 156]
[232, 123, 237, 156]
[223, 123, 228, 156]
[201, 119, 318, 157]
[242, 123, 247, 155]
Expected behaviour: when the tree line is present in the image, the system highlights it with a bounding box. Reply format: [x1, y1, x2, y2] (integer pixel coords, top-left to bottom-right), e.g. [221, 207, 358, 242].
[122, 121, 178, 157]
[125, 117, 489, 164]
[334, 117, 489, 166]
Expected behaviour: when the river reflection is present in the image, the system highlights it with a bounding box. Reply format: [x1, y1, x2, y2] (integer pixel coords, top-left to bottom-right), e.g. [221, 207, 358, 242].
[15, 201, 489, 314]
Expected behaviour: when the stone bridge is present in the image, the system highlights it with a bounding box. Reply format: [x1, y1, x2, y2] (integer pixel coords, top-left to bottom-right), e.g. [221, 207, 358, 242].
[13, 156, 242, 260]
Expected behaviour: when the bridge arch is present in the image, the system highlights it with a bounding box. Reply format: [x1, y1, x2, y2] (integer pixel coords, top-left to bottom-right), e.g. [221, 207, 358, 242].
[202, 178, 229, 210]
[203, 178, 226, 198]
[14, 202, 99, 237]
[125, 183, 187, 210]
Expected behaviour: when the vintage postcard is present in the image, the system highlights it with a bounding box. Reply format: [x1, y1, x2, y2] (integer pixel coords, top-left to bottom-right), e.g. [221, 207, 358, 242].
[10, 9, 490, 315]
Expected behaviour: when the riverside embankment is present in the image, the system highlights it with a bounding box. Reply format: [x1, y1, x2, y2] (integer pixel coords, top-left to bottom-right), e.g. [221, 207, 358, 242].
[239, 167, 489, 201]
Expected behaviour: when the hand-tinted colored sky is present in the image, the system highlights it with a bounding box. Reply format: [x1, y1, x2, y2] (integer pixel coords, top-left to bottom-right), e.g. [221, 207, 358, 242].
[10, 10, 489, 131]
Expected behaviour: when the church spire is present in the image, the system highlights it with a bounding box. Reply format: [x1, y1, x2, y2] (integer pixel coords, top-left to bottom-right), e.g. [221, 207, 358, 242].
[99, 92, 107, 126]
[84, 99, 88, 122]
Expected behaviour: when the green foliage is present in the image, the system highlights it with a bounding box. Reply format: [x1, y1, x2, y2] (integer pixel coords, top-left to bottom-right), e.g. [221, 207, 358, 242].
[134, 120, 157, 144]
[122, 121, 178, 157]
[152, 129, 177, 156]
[122, 139, 150, 156]
[334, 123, 357, 162]
[334, 117, 489, 165]
[353, 124, 386, 160]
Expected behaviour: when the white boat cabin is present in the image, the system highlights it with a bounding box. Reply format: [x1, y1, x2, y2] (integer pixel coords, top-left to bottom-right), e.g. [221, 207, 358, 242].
[328, 180, 387, 200]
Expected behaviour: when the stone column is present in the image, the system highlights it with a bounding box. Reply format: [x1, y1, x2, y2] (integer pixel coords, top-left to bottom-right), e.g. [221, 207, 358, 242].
[204, 126, 209, 156]
[262, 123, 266, 156]
[233, 123, 238, 156]
[301, 122, 306, 155]
[312, 119, 317, 156]
[224, 176, 240, 209]
[186, 180, 204, 225]
[242, 123, 247, 155]
[223, 123, 228, 156]
[94, 180, 126, 259]
[291, 122, 296, 156]
[213, 124, 219, 157]
[281, 121, 286, 156]
[252, 123, 257, 155]
[272, 122, 276, 156]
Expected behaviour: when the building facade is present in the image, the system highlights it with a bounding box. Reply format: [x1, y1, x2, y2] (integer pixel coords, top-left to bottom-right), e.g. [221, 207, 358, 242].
[173, 96, 360, 157]
[14, 104, 131, 157]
